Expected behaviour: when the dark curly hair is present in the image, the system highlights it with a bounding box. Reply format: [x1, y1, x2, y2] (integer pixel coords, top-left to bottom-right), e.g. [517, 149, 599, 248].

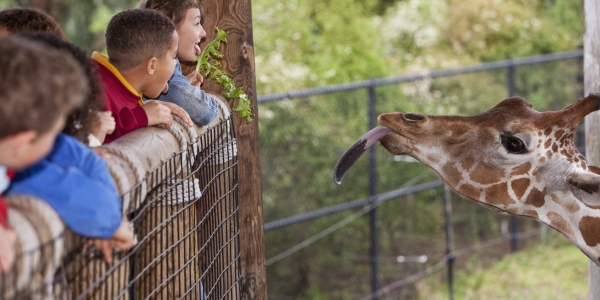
[106, 9, 176, 70]
[0, 7, 66, 40]
[17, 32, 106, 144]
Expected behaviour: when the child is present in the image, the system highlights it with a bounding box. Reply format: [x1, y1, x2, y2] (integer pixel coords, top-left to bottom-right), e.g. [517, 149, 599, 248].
[139, 0, 219, 126]
[92, 9, 194, 144]
[0, 35, 133, 265]
[18, 32, 115, 146]
[0, 8, 116, 146]
[0, 7, 65, 39]
[0, 35, 79, 272]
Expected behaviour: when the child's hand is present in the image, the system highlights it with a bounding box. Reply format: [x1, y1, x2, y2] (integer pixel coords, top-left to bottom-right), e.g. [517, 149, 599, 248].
[85, 220, 134, 264]
[143, 100, 193, 128]
[111, 219, 135, 250]
[157, 101, 194, 127]
[0, 225, 17, 273]
[143, 100, 175, 128]
[185, 70, 203, 87]
[90, 111, 116, 144]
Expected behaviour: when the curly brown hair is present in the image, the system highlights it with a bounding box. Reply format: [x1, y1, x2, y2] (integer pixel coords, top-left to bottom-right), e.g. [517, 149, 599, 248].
[138, 0, 203, 28]
[18, 32, 106, 144]
[105, 9, 176, 71]
[0, 7, 65, 40]
[0, 35, 86, 139]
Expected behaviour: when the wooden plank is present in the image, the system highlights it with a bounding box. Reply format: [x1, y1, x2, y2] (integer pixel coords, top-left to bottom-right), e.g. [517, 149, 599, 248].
[584, 0, 600, 298]
[193, 1, 267, 299]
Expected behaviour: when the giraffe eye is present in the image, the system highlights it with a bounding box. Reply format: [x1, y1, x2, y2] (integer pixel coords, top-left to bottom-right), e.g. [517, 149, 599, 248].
[501, 135, 527, 154]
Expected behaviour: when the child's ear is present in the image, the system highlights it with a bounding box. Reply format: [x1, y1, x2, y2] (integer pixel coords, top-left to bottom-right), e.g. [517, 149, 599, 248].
[146, 57, 158, 75]
[7, 130, 37, 155]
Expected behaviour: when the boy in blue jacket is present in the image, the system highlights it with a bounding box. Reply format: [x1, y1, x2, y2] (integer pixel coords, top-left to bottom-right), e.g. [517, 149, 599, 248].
[0, 35, 133, 265]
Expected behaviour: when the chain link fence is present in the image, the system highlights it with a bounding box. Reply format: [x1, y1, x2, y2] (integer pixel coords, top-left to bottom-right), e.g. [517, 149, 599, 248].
[1, 115, 241, 300]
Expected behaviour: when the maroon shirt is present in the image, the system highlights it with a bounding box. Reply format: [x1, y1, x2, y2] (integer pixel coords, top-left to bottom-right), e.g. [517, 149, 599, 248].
[93, 59, 148, 144]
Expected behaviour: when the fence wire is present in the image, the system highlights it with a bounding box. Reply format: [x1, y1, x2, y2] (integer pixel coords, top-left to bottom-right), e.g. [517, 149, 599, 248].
[0, 117, 241, 300]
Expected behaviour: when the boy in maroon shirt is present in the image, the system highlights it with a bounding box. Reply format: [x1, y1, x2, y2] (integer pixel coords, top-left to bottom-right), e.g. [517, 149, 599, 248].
[92, 9, 193, 144]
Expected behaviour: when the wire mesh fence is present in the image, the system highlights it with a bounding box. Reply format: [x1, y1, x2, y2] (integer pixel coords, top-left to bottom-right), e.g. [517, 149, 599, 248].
[259, 52, 585, 299]
[0, 116, 241, 300]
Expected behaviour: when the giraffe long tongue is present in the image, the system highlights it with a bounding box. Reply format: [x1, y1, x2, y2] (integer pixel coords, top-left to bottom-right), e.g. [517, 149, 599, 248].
[334, 126, 393, 185]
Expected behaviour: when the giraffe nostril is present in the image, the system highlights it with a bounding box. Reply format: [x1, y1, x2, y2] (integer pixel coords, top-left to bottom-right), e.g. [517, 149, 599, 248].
[404, 113, 425, 121]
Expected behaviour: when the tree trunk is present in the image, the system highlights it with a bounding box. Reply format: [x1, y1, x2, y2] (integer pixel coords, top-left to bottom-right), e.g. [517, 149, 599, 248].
[195, 1, 267, 299]
[584, 1, 600, 299]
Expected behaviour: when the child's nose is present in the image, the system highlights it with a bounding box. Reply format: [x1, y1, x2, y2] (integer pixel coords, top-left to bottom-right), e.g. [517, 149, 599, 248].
[199, 26, 206, 38]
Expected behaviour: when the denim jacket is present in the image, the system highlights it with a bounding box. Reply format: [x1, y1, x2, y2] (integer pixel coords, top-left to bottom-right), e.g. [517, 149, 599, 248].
[148, 60, 218, 126]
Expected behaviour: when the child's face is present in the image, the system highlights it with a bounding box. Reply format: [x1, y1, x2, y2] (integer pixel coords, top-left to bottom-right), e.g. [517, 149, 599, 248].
[143, 31, 179, 99]
[0, 117, 64, 170]
[176, 7, 205, 62]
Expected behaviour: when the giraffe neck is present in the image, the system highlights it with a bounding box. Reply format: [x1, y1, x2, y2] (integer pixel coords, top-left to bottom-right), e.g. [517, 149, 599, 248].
[518, 190, 600, 264]
[448, 166, 600, 264]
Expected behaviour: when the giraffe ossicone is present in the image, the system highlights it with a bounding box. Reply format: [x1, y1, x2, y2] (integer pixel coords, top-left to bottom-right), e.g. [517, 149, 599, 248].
[334, 94, 600, 265]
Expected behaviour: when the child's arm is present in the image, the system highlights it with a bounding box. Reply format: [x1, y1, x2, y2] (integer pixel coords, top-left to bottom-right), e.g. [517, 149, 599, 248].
[0, 196, 15, 273]
[89, 111, 116, 145]
[151, 61, 219, 126]
[7, 135, 122, 238]
[105, 105, 148, 144]
[0, 224, 16, 273]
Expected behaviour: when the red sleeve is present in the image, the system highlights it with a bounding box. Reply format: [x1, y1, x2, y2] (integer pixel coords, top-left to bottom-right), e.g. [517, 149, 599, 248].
[0, 195, 8, 228]
[0, 171, 13, 228]
[104, 104, 148, 144]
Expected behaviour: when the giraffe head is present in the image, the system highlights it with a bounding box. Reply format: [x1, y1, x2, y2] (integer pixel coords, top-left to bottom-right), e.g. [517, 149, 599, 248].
[335, 94, 600, 263]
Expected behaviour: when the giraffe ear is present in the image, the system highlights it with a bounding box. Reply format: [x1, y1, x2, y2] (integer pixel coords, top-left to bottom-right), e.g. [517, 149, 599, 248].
[568, 167, 600, 206]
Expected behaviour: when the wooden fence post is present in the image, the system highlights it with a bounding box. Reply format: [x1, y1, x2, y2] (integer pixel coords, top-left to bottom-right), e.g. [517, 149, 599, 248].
[584, 1, 600, 299]
[194, 1, 266, 299]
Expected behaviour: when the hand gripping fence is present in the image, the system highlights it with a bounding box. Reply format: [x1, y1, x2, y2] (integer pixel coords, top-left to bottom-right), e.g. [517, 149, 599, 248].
[0, 95, 242, 300]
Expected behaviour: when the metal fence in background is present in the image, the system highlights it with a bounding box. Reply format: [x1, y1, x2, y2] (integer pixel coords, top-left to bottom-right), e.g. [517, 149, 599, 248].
[0, 117, 241, 300]
[258, 50, 585, 300]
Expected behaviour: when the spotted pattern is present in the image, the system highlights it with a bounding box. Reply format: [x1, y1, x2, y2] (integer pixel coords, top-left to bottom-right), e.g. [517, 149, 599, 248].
[378, 95, 600, 266]
[548, 212, 574, 238]
[511, 178, 530, 200]
[484, 182, 515, 205]
[510, 162, 531, 176]
[579, 216, 600, 247]
[525, 187, 547, 207]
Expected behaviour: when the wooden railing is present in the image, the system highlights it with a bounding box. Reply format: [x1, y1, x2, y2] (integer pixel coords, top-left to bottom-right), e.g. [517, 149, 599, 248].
[0, 96, 242, 300]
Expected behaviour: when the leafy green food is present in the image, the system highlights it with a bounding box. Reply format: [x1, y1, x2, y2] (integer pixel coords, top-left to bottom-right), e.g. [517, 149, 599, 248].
[196, 27, 253, 122]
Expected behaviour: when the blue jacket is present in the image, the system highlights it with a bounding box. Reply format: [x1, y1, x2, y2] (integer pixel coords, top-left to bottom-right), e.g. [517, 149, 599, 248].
[148, 60, 219, 126]
[7, 134, 121, 238]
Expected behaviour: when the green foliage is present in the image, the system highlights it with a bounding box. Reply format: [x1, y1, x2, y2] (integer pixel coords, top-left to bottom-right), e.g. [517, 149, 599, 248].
[419, 231, 588, 300]
[196, 27, 252, 122]
[257, 0, 584, 297]
[0, 0, 588, 298]
[252, 0, 391, 94]
[0, 0, 138, 54]
[377, 0, 582, 76]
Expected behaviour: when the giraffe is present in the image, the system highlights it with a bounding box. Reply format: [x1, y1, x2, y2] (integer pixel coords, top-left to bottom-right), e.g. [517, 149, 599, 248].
[334, 93, 600, 265]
